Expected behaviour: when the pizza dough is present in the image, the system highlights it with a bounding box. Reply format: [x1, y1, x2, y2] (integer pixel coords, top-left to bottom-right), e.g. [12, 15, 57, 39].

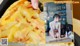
[0, 0, 45, 44]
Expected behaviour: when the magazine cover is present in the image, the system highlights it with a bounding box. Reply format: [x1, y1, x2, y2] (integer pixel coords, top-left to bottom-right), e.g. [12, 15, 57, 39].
[0, 0, 75, 46]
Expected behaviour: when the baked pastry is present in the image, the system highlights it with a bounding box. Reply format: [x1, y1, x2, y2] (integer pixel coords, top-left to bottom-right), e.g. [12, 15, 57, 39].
[0, 0, 45, 44]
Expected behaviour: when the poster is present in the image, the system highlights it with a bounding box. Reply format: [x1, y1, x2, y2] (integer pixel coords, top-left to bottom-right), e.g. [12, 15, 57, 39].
[0, 0, 78, 46]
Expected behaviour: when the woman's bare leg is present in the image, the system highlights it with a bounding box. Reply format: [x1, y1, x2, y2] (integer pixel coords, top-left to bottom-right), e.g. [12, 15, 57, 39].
[49, 31, 55, 39]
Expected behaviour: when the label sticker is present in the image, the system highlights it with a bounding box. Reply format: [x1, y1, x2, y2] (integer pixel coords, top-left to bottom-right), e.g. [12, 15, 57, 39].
[1, 38, 8, 46]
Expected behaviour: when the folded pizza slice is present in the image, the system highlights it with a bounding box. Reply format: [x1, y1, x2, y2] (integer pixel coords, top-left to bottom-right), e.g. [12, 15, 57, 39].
[0, 0, 45, 44]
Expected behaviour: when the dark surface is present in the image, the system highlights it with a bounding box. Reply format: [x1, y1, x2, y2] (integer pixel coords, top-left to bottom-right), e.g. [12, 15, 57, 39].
[74, 33, 80, 46]
[0, 0, 17, 18]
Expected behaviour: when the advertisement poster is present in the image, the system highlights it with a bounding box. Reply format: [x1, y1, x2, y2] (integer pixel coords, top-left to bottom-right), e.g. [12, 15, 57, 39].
[0, 0, 80, 46]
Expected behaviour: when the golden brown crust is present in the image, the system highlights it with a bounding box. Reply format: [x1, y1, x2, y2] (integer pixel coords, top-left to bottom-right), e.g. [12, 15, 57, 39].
[0, 0, 45, 44]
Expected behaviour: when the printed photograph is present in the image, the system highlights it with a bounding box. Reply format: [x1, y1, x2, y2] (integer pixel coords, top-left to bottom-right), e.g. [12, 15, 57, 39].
[0, 0, 76, 46]
[40, 2, 74, 43]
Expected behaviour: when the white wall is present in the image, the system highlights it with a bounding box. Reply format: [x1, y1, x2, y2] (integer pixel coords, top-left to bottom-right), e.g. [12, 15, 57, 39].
[66, 4, 73, 24]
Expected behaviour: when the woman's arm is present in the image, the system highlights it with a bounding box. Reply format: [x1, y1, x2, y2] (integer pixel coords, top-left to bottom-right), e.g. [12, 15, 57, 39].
[49, 22, 55, 38]
[49, 22, 55, 31]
